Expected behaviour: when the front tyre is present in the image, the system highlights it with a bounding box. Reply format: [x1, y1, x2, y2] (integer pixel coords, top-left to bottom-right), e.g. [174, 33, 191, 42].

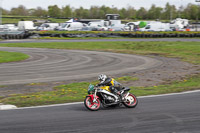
[84, 96, 101, 111]
[123, 93, 138, 108]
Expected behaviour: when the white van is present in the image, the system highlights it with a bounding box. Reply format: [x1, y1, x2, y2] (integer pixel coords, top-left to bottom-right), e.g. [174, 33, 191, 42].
[18, 21, 36, 31]
[59, 22, 84, 31]
[140, 22, 171, 31]
[170, 18, 189, 30]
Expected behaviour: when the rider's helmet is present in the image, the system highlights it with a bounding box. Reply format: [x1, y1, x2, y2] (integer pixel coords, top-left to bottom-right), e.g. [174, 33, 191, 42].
[98, 74, 107, 83]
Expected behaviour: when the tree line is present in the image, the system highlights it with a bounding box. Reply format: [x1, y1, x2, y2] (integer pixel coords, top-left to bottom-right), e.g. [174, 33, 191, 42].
[2, 2, 200, 20]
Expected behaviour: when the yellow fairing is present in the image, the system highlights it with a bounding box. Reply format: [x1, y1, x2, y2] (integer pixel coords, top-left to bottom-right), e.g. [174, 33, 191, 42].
[100, 86, 111, 92]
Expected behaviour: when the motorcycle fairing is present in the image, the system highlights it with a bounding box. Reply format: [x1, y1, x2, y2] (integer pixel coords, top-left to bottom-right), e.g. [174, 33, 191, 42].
[98, 89, 118, 101]
[99, 86, 111, 92]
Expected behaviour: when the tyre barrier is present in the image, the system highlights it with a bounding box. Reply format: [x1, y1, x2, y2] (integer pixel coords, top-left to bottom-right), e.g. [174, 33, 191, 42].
[26, 32, 200, 39]
[1, 32, 200, 40]
[0, 31, 33, 40]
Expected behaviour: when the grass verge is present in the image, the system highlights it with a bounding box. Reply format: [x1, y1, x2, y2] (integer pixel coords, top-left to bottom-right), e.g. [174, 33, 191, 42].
[0, 51, 29, 63]
[0, 76, 138, 107]
[0, 41, 200, 64]
[0, 41, 199, 107]
[0, 75, 200, 107]
[131, 75, 200, 96]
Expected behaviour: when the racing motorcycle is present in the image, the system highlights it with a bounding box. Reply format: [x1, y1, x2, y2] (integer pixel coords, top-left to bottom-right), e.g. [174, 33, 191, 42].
[84, 84, 138, 111]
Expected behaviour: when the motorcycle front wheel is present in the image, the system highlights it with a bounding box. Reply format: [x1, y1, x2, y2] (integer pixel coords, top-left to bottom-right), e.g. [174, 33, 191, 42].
[84, 96, 101, 111]
[123, 93, 138, 108]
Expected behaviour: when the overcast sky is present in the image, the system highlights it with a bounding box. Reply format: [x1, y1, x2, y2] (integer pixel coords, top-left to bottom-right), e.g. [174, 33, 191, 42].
[1, 0, 198, 10]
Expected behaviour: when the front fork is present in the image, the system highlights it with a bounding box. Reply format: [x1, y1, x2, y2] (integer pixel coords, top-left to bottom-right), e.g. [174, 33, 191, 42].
[93, 89, 98, 103]
[123, 92, 130, 101]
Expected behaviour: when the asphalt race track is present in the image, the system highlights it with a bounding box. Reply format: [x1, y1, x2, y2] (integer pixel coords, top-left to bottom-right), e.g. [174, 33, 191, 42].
[0, 47, 162, 85]
[0, 39, 200, 133]
[0, 91, 200, 133]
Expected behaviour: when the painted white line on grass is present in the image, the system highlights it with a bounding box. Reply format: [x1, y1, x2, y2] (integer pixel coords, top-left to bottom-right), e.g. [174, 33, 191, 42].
[1, 89, 200, 111]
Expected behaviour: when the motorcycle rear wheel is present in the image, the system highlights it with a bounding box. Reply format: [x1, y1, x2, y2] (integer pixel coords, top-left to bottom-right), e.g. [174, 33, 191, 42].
[84, 96, 101, 111]
[123, 93, 138, 108]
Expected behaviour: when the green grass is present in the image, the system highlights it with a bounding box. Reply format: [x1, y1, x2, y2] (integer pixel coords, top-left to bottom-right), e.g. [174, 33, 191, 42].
[2, 16, 69, 24]
[0, 76, 138, 107]
[2, 16, 37, 24]
[1, 15, 169, 24]
[0, 41, 199, 107]
[0, 75, 199, 107]
[131, 75, 200, 96]
[0, 41, 200, 64]
[0, 51, 29, 63]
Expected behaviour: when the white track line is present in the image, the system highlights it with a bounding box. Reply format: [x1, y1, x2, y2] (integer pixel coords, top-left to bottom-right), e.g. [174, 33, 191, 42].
[138, 89, 200, 98]
[1, 89, 200, 110]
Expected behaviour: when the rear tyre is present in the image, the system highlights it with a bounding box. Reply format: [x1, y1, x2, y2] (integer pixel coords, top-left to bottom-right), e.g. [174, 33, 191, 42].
[123, 93, 138, 108]
[84, 96, 101, 111]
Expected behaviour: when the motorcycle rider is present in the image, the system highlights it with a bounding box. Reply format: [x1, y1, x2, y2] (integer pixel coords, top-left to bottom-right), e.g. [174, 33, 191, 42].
[97, 74, 123, 96]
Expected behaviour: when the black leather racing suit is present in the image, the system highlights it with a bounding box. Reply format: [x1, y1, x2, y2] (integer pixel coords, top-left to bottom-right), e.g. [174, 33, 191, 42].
[98, 77, 123, 94]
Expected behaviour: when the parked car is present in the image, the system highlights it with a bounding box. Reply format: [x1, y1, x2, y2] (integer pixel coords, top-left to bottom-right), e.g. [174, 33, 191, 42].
[37, 23, 59, 31]
[3, 24, 18, 31]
